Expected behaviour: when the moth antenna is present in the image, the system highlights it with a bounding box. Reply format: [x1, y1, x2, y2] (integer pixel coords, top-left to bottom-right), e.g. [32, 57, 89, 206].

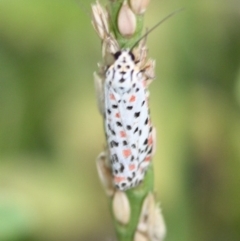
[130, 8, 185, 51]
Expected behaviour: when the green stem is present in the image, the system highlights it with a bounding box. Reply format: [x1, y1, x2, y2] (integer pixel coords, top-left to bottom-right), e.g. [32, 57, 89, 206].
[113, 165, 154, 241]
[107, 2, 155, 240]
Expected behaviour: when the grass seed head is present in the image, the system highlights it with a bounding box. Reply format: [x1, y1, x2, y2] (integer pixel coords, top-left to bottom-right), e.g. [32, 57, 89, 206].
[118, 1, 136, 37]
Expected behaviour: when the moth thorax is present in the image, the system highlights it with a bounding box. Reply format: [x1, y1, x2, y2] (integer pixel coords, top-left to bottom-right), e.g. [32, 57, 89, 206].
[111, 51, 136, 94]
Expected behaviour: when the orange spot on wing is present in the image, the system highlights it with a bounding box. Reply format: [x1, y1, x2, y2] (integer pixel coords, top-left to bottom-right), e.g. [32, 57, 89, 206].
[148, 135, 153, 145]
[123, 149, 131, 158]
[115, 112, 120, 118]
[110, 93, 115, 100]
[129, 95, 136, 102]
[120, 131, 126, 138]
[145, 156, 151, 162]
[114, 176, 126, 183]
[129, 164, 136, 171]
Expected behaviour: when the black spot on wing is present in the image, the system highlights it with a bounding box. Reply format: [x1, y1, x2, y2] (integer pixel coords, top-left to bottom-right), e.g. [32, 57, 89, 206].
[111, 130, 116, 135]
[119, 77, 125, 83]
[147, 147, 153, 155]
[112, 154, 119, 163]
[127, 177, 132, 182]
[134, 127, 139, 133]
[110, 140, 119, 147]
[144, 145, 148, 152]
[134, 112, 140, 118]
[130, 69, 134, 80]
[112, 69, 115, 80]
[127, 125, 132, 130]
[120, 163, 125, 173]
[143, 138, 148, 145]
[145, 117, 148, 125]
[116, 121, 122, 127]
[123, 140, 128, 146]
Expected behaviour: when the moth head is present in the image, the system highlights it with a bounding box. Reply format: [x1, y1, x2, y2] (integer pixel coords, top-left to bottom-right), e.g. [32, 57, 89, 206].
[114, 50, 135, 61]
[105, 50, 138, 94]
[112, 50, 135, 72]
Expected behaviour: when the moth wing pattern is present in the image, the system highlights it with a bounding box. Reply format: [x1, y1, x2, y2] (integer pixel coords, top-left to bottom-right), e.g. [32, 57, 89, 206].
[104, 51, 154, 190]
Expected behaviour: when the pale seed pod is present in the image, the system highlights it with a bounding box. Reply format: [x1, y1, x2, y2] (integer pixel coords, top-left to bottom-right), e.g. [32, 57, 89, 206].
[144, 59, 156, 86]
[118, 1, 136, 37]
[97, 62, 105, 77]
[133, 38, 148, 68]
[130, 0, 151, 14]
[112, 191, 131, 224]
[137, 193, 166, 241]
[148, 205, 166, 241]
[137, 193, 155, 233]
[91, 1, 109, 39]
[134, 231, 149, 241]
[96, 152, 115, 196]
[101, 34, 120, 57]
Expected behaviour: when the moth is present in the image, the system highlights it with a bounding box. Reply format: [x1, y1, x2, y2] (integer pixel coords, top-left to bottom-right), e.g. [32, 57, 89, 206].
[103, 49, 155, 190]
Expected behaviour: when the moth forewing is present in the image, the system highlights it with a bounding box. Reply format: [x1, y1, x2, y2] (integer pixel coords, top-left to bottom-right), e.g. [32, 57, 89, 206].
[104, 50, 154, 190]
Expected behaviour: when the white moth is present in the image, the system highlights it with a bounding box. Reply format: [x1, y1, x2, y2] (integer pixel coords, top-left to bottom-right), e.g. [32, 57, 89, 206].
[104, 49, 155, 190]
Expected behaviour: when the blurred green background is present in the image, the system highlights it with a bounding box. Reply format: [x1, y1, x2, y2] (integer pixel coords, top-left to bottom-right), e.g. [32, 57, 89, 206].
[0, 0, 240, 240]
